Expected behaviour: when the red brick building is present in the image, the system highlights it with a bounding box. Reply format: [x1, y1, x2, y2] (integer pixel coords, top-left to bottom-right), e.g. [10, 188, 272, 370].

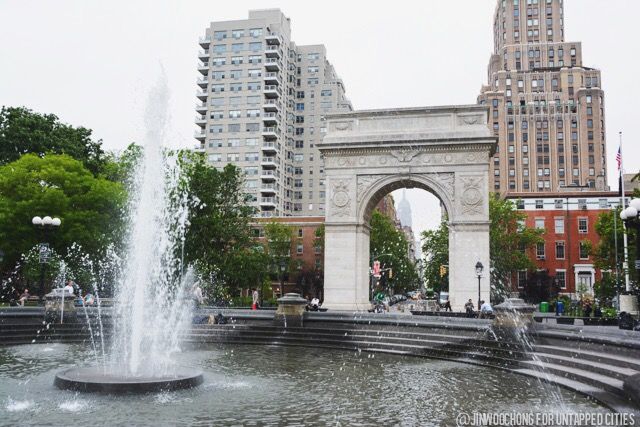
[507, 191, 623, 296]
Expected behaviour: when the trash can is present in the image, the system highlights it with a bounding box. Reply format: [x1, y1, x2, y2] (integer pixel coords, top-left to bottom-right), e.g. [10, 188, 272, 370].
[555, 301, 564, 316]
[539, 301, 549, 313]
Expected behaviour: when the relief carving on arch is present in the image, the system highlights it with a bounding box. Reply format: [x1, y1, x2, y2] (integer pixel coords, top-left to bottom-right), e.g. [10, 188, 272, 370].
[460, 176, 484, 215]
[330, 179, 352, 217]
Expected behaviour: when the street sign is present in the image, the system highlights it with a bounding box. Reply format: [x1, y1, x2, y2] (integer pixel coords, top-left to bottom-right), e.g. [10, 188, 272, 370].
[39, 243, 50, 264]
[635, 260, 640, 270]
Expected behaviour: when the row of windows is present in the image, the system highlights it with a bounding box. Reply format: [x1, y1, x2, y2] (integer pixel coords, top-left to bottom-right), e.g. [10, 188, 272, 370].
[535, 241, 590, 260]
[530, 217, 589, 234]
[211, 42, 264, 53]
[516, 198, 611, 210]
[517, 270, 566, 289]
[212, 28, 263, 40]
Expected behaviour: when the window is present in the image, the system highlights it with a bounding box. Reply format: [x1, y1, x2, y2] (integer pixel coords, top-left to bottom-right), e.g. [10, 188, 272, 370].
[245, 138, 258, 147]
[535, 199, 543, 209]
[579, 241, 589, 259]
[556, 270, 566, 289]
[249, 28, 262, 38]
[296, 243, 304, 255]
[212, 57, 226, 66]
[536, 242, 545, 259]
[231, 29, 244, 39]
[245, 152, 259, 161]
[248, 55, 262, 64]
[209, 125, 223, 133]
[246, 123, 260, 132]
[249, 42, 262, 52]
[231, 43, 243, 53]
[517, 271, 527, 289]
[535, 218, 545, 230]
[213, 44, 226, 53]
[227, 153, 240, 162]
[578, 218, 588, 233]
[228, 124, 241, 132]
[297, 228, 303, 238]
[555, 242, 565, 259]
[231, 56, 243, 65]
[554, 217, 564, 234]
[227, 138, 240, 147]
[213, 31, 227, 40]
[208, 153, 222, 162]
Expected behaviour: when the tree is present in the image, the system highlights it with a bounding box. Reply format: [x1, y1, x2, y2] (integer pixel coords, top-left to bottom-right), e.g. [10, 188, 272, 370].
[594, 205, 638, 289]
[181, 156, 264, 300]
[420, 194, 542, 300]
[421, 220, 449, 293]
[0, 154, 127, 289]
[489, 193, 543, 299]
[0, 106, 106, 175]
[263, 222, 294, 297]
[370, 210, 419, 293]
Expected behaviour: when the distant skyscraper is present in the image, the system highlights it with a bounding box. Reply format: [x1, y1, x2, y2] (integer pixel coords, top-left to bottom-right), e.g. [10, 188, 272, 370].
[195, 9, 352, 217]
[396, 189, 413, 228]
[478, 0, 607, 194]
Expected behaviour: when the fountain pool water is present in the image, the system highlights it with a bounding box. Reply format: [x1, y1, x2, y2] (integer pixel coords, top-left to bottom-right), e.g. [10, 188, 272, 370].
[0, 343, 609, 426]
[53, 75, 201, 392]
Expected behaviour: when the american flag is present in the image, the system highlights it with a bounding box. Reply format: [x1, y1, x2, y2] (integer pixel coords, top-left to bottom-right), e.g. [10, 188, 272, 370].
[616, 147, 622, 171]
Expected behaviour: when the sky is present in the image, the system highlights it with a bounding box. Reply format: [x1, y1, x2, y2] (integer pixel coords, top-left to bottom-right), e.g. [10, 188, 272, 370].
[1, 0, 638, 243]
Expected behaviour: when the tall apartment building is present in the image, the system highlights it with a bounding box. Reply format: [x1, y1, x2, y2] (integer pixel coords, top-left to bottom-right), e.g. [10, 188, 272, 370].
[478, 0, 607, 194]
[195, 9, 352, 217]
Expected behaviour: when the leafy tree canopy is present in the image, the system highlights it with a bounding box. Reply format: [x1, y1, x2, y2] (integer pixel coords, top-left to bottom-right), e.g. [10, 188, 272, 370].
[0, 106, 106, 175]
[0, 153, 126, 275]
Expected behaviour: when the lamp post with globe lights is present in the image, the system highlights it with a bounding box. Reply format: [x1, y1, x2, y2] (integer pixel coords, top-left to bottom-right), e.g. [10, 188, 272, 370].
[32, 216, 61, 302]
[475, 261, 484, 314]
[619, 198, 640, 316]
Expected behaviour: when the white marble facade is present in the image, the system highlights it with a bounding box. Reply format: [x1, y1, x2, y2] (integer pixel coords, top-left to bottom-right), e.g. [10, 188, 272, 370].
[318, 105, 496, 311]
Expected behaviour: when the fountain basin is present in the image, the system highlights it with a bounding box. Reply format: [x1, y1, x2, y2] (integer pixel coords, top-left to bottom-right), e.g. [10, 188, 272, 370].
[54, 366, 203, 393]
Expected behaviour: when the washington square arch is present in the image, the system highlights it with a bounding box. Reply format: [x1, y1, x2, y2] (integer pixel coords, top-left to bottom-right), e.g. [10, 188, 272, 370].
[318, 105, 497, 311]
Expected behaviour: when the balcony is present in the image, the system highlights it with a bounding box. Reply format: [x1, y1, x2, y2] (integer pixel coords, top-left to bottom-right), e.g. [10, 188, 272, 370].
[195, 90, 208, 101]
[262, 112, 278, 125]
[198, 50, 210, 60]
[195, 115, 207, 127]
[259, 197, 277, 209]
[195, 102, 207, 113]
[261, 141, 277, 154]
[260, 211, 275, 218]
[194, 130, 206, 141]
[193, 143, 205, 153]
[263, 72, 280, 85]
[199, 36, 211, 48]
[263, 85, 281, 98]
[260, 183, 277, 194]
[265, 45, 281, 58]
[196, 77, 208, 88]
[264, 58, 281, 71]
[262, 127, 278, 139]
[261, 157, 278, 168]
[197, 62, 209, 75]
[262, 99, 280, 112]
[265, 33, 281, 45]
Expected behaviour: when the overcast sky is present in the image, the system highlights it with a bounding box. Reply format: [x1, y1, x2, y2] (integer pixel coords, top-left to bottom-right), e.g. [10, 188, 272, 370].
[1, 0, 638, 243]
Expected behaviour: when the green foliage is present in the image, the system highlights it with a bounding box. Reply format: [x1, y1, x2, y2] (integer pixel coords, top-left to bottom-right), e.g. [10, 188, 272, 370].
[420, 220, 449, 293]
[181, 156, 267, 300]
[0, 106, 106, 175]
[420, 194, 542, 300]
[0, 154, 127, 277]
[370, 210, 419, 293]
[489, 194, 543, 298]
[594, 208, 637, 286]
[594, 275, 618, 300]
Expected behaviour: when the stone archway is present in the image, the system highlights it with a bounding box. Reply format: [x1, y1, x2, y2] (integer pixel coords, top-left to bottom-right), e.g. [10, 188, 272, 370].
[318, 105, 496, 311]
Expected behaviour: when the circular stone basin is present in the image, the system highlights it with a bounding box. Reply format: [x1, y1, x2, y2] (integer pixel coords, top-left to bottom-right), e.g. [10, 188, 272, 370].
[54, 367, 203, 393]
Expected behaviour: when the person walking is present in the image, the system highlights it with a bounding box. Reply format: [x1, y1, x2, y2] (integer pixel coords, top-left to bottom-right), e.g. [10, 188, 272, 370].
[464, 299, 475, 318]
[252, 288, 259, 310]
[479, 300, 493, 318]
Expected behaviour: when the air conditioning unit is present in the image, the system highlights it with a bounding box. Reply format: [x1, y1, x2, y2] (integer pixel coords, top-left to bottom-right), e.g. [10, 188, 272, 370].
[537, 255, 546, 260]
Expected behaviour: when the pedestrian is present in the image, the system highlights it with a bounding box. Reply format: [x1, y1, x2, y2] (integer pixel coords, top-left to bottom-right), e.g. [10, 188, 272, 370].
[583, 299, 592, 318]
[192, 283, 204, 308]
[63, 279, 75, 295]
[464, 299, 475, 318]
[18, 289, 30, 306]
[252, 288, 259, 310]
[480, 300, 493, 318]
[443, 300, 452, 312]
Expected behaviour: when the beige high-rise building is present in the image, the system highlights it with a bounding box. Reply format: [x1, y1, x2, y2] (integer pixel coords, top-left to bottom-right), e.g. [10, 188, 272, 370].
[478, 0, 607, 194]
[195, 9, 352, 217]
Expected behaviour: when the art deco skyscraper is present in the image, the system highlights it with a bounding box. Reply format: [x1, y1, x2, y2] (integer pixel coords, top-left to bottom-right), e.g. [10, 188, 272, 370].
[478, 0, 607, 194]
[195, 9, 352, 217]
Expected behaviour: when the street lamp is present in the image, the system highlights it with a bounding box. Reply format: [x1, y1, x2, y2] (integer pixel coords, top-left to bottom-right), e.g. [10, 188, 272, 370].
[475, 261, 484, 313]
[32, 215, 61, 302]
[279, 259, 287, 298]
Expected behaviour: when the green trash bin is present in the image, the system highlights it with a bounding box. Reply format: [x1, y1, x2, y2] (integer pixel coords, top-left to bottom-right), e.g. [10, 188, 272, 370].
[539, 301, 549, 313]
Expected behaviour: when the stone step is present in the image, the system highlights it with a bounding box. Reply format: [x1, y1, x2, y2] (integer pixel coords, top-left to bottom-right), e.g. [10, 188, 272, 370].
[534, 352, 639, 381]
[520, 359, 625, 395]
[534, 344, 640, 371]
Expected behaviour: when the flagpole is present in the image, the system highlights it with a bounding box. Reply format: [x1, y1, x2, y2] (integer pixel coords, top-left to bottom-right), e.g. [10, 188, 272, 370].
[619, 131, 631, 292]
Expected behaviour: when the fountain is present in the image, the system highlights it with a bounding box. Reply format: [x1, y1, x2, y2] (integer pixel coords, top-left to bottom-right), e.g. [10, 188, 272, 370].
[53, 76, 202, 393]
